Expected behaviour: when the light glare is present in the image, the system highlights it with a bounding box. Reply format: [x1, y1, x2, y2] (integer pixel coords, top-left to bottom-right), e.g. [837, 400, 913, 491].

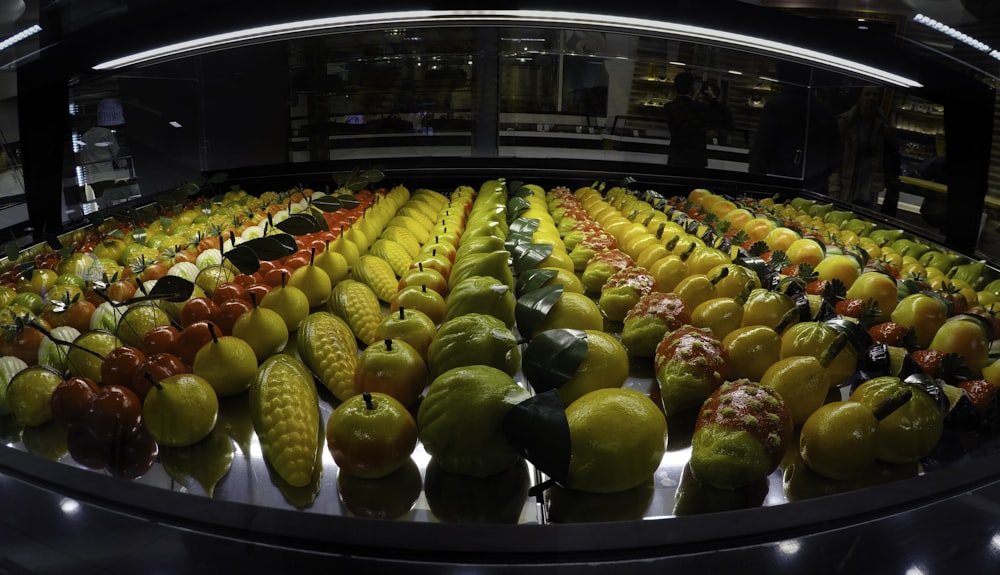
[92, 10, 922, 87]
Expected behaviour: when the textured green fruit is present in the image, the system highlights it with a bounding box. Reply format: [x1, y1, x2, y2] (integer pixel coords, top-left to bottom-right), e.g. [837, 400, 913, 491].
[250, 354, 321, 487]
[427, 313, 520, 379]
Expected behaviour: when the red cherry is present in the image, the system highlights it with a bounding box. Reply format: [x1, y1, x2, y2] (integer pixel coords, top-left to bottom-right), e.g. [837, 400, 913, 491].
[214, 298, 253, 335]
[181, 297, 219, 328]
[212, 282, 249, 305]
[133, 352, 187, 400]
[141, 325, 180, 356]
[101, 346, 147, 389]
[175, 320, 219, 365]
[50, 376, 101, 432]
[105, 426, 159, 479]
[85, 384, 143, 444]
[247, 283, 272, 303]
[256, 260, 277, 275]
[283, 250, 312, 270]
[233, 273, 256, 288]
[263, 267, 292, 288]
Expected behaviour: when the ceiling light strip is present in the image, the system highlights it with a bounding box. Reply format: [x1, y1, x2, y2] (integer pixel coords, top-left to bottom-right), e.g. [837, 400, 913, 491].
[913, 13, 992, 54]
[92, 10, 922, 87]
[0, 24, 41, 52]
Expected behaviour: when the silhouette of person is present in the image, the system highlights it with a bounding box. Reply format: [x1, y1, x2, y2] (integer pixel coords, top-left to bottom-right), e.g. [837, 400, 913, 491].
[829, 86, 901, 215]
[664, 72, 708, 168]
[748, 63, 839, 193]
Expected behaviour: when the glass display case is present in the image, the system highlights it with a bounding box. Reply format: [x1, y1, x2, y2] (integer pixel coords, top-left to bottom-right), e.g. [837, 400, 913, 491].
[3, 2, 1000, 571]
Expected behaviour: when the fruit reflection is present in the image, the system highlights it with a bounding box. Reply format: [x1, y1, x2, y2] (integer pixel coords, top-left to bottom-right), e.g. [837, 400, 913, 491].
[546, 477, 655, 523]
[337, 457, 422, 519]
[425, 458, 529, 524]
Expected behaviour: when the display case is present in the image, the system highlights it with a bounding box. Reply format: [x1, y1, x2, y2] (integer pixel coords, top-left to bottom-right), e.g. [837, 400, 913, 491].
[3, 1, 1000, 572]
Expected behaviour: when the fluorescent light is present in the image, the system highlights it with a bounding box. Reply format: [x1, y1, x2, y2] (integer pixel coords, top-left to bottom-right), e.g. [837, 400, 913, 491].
[0, 24, 40, 52]
[168, 121, 182, 128]
[669, 61, 686, 66]
[92, 10, 922, 87]
[727, 69, 743, 75]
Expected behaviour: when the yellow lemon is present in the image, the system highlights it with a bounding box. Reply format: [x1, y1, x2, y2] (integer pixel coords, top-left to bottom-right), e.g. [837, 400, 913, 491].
[565, 388, 667, 494]
[557, 330, 630, 406]
[534, 291, 603, 336]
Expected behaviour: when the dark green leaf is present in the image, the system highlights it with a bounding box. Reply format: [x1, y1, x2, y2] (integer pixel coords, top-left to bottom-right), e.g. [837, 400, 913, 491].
[4, 242, 18, 262]
[130, 229, 147, 245]
[138, 275, 195, 303]
[516, 268, 559, 297]
[361, 167, 385, 182]
[515, 284, 563, 337]
[507, 197, 531, 222]
[508, 217, 540, 235]
[338, 195, 360, 210]
[108, 229, 124, 239]
[159, 216, 172, 229]
[311, 195, 342, 213]
[522, 328, 588, 393]
[222, 245, 260, 275]
[308, 207, 329, 231]
[207, 172, 228, 184]
[513, 185, 533, 198]
[501, 389, 571, 485]
[44, 234, 63, 251]
[511, 242, 554, 274]
[275, 214, 321, 236]
[177, 182, 201, 196]
[16, 260, 34, 280]
[240, 236, 298, 261]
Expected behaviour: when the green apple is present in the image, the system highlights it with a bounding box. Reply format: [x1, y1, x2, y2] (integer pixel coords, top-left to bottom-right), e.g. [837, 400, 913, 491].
[326, 391, 418, 479]
[354, 338, 428, 407]
[260, 284, 310, 332]
[231, 303, 289, 363]
[373, 307, 437, 360]
[143, 372, 219, 447]
[192, 325, 258, 397]
[194, 264, 235, 297]
[92, 238, 128, 264]
[389, 285, 446, 325]
[399, 265, 449, 296]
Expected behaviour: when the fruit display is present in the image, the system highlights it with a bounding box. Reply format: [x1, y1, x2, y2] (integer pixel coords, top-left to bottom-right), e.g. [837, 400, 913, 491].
[0, 178, 999, 529]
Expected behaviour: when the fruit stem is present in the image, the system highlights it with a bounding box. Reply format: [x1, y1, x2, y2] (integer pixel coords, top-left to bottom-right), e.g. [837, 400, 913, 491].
[709, 266, 730, 285]
[144, 372, 164, 391]
[249, 291, 258, 309]
[399, 307, 405, 320]
[363, 391, 374, 410]
[281, 271, 287, 289]
[418, 262, 423, 272]
[872, 388, 913, 421]
[310, 247, 316, 266]
[208, 322, 219, 344]
[384, 338, 392, 351]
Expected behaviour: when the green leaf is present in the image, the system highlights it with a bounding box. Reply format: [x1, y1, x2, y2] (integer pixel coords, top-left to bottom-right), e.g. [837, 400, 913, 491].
[222, 245, 261, 275]
[207, 172, 228, 184]
[513, 186, 533, 199]
[501, 389, 571, 485]
[508, 217, 540, 235]
[275, 213, 321, 236]
[240, 236, 298, 261]
[130, 228, 147, 245]
[311, 195, 343, 213]
[159, 216, 172, 229]
[361, 167, 385, 183]
[177, 182, 201, 196]
[515, 284, 563, 337]
[308, 207, 330, 231]
[515, 268, 558, 297]
[4, 241, 18, 262]
[507, 197, 531, 222]
[338, 195, 361, 210]
[131, 275, 195, 303]
[522, 328, 588, 393]
[511, 242, 554, 275]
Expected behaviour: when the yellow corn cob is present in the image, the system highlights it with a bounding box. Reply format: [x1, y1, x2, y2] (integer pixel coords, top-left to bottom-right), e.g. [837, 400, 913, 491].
[354, 254, 399, 302]
[387, 215, 431, 244]
[378, 226, 421, 258]
[387, 184, 411, 206]
[370, 238, 413, 277]
[297, 311, 358, 401]
[249, 354, 321, 487]
[398, 206, 435, 230]
[328, 279, 383, 345]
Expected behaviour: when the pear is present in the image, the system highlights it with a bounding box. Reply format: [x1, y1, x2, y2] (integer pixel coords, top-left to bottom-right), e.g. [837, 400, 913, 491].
[260, 272, 310, 332]
[192, 323, 258, 397]
[287, 249, 332, 308]
[314, 245, 349, 285]
[232, 294, 289, 363]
